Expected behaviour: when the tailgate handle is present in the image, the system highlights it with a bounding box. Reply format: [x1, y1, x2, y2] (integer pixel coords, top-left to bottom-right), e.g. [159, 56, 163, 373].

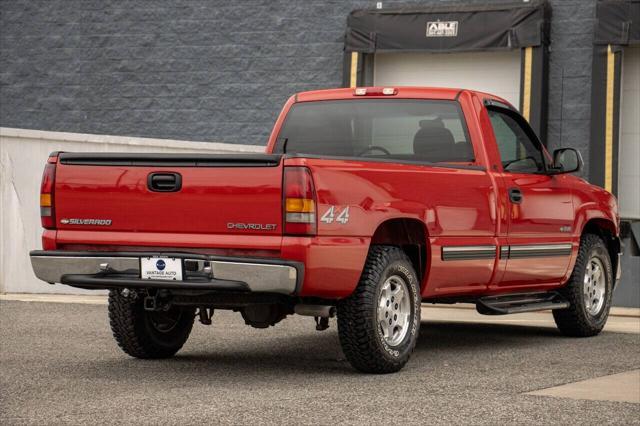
[148, 173, 182, 192]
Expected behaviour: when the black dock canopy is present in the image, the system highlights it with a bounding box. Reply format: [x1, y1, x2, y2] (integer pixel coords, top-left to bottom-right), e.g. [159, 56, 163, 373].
[345, 0, 549, 53]
[594, 0, 640, 46]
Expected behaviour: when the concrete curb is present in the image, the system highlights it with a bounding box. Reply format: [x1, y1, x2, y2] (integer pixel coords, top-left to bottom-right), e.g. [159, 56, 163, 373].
[0, 293, 107, 305]
[2, 293, 640, 317]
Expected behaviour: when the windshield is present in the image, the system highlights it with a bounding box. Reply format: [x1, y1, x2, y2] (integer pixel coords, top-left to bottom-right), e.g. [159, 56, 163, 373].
[275, 99, 474, 164]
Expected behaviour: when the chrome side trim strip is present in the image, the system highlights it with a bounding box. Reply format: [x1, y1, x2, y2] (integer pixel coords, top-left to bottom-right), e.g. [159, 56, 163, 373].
[441, 245, 497, 261]
[506, 244, 572, 259]
[441, 243, 572, 261]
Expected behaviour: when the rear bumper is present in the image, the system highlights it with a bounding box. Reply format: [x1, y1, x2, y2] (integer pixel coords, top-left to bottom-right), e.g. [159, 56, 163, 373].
[29, 250, 302, 295]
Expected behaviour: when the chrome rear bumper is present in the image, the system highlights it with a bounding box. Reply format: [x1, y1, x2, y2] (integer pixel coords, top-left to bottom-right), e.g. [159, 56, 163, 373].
[30, 250, 301, 295]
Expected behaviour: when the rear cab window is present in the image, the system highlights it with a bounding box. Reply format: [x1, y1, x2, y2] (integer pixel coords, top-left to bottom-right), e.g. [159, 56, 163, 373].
[275, 99, 475, 166]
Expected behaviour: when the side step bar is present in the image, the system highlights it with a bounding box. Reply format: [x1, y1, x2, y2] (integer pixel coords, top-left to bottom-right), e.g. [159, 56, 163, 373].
[476, 291, 569, 315]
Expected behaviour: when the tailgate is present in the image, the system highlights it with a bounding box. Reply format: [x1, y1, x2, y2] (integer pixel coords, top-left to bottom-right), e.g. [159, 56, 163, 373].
[54, 153, 283, 236]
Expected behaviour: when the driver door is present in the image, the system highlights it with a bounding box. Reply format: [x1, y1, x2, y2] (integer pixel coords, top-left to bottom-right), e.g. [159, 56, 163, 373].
[488, 107, 574, 288]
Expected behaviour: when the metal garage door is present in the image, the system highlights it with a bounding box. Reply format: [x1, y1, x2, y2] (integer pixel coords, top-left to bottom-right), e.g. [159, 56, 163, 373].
[373, 51, 522, 108]
[619, 46, 640, 220]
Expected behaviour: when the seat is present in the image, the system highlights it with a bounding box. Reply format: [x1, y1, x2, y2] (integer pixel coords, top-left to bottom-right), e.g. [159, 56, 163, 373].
[413, 123, 458, 163]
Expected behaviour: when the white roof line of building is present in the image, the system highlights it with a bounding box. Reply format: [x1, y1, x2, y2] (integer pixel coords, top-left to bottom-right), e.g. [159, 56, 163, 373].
[0, 127, 265, 153]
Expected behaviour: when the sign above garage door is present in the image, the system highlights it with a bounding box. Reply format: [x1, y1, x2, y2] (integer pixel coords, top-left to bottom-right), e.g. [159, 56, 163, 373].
[343, 0, 550, 144]
[345, 1, 548, 53]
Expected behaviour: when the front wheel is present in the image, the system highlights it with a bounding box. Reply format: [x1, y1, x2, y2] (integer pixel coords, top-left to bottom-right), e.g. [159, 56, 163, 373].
[553, 234, 613, 337]
[337, 246, 421, 374]
[108, 290, 195, 358]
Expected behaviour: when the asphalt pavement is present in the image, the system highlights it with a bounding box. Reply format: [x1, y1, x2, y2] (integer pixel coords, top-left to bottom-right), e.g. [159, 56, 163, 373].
[1, 299, 639, 425]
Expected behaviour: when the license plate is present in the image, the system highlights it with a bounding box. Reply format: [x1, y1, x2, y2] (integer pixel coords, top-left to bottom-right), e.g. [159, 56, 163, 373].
[140, 257, 183, 281]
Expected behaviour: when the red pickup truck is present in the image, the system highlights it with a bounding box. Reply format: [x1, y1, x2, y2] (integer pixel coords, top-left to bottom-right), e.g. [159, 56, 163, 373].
[31, 87, 621, 373]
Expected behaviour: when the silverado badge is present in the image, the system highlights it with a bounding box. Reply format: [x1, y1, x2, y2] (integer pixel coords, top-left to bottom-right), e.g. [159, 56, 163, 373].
[60, 218, 112, 226]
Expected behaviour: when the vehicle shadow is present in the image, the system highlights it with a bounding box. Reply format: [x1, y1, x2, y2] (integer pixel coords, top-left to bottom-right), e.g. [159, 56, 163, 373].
[419, 320, 561, 351]
[78, 320, 565, 382]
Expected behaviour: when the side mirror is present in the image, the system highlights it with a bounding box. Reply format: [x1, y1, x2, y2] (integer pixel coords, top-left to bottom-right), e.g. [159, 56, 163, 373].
[551, 148, 583, 174]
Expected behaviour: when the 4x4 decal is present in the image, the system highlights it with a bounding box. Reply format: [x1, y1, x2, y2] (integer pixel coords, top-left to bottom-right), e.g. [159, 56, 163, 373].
[320, 206, 350, 224]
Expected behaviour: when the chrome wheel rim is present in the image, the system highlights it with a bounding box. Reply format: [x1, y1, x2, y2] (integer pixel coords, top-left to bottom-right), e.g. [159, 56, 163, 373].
[583, 256, 606, 316]
[377, 275, 411, 347]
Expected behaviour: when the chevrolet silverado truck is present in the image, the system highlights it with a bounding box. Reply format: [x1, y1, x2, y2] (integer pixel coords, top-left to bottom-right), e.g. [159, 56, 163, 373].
[30, 87, 621, 373]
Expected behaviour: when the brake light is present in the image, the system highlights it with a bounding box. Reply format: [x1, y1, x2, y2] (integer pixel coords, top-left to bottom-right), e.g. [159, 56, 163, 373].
[40, 154, 58, 229]
[354, 87, 397, 96]
[284, 167, 317, 235]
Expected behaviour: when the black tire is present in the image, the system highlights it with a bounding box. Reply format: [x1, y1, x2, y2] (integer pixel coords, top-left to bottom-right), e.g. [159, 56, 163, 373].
[337, 246, 421, 374]
[553, 234, 613, 337]
[108, 290, 195, 358]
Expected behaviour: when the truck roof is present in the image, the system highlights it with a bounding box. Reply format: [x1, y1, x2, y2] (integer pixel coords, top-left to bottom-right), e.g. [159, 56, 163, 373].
[295, 87, 513, 108]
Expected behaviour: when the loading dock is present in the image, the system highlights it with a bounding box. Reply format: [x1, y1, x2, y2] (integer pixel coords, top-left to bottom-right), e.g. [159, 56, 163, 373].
[589, 0, 639, 307]
[343, 0, 550, 143]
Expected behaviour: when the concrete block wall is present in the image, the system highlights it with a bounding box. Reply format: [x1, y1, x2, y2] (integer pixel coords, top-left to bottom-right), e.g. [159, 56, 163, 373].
[0, 1, 360, 146]
[545, 0, 597, 176]
[0, 0, 600, 175]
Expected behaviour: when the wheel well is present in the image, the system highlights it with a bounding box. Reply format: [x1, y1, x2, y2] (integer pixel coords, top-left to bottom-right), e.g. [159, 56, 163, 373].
[582, 218, 620, 277]
[371, 218, 428, 284]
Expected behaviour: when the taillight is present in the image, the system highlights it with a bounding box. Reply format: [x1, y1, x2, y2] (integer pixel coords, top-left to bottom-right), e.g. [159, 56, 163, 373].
[40, 154, 58, 229]
[284, 167, 317, 235]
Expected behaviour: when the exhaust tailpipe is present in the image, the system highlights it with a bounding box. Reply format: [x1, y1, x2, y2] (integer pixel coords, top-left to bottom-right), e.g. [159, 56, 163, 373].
[294, 304, 336, 318]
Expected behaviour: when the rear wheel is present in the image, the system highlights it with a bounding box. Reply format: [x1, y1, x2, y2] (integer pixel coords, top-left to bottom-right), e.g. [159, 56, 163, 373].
[553, 234, 613, 337]
[108, 290, 195, 358]
[337, 246, 421, 374]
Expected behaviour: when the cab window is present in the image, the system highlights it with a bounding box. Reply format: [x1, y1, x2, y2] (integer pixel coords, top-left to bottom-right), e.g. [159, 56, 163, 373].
[488, 108, 546, 173]
[276, 99, 475, 164]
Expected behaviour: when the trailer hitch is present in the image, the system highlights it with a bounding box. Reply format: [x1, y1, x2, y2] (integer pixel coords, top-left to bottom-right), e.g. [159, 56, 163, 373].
[143, 290, 171, 312]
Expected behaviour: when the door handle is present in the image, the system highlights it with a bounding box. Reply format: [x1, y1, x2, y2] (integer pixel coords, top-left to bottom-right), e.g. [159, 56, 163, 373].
[508, 187, 523, 204]
[148, 173, 182, 192]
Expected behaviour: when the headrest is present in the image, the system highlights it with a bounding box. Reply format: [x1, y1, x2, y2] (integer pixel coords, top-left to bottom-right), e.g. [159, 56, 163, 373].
[418, 119, 445, 129]
[413, 126, 457, 162]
